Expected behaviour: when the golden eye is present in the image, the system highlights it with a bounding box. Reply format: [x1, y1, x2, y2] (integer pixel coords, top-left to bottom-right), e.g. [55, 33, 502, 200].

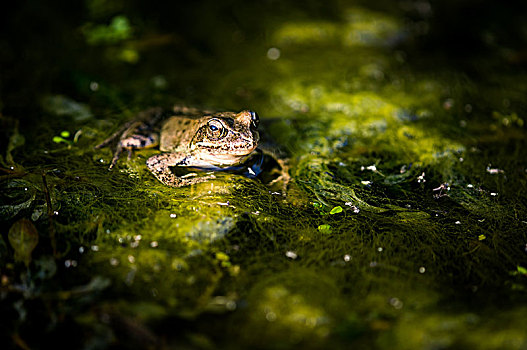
[207, 119, 225, 140]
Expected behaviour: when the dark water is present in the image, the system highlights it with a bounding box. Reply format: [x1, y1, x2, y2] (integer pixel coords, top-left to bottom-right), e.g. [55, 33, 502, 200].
[1, 1, 527, 349]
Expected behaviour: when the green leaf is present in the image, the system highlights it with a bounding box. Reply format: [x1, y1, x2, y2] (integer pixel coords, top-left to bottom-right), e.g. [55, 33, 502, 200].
[517, 266, 527, 275]
[60, 130, 70, 138]
[330, 206, 343, 214]
[318, 224, 332, 234]
[216, 252, 230, 261]
[53, 136, 65, 143]
[8, 218, 39, 267]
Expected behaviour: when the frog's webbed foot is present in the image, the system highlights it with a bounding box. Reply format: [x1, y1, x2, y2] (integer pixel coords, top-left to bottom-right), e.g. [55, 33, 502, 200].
[146, 154, 216, 188]
[95, 108, 164, 169]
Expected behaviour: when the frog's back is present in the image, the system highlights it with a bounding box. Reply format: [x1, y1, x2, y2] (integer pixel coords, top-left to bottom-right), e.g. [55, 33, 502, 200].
[159, 115, 204, 152]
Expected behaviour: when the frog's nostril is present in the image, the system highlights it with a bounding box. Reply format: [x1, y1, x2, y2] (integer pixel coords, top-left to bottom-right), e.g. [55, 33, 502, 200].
[250, 111, 259, 128]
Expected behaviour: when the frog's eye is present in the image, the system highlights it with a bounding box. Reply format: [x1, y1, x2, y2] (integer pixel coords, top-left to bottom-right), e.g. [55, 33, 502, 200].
[207, 119, 225, 140]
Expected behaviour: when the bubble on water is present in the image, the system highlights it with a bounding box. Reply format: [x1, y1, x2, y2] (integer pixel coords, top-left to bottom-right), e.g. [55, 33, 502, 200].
[226, 300, 237, 311]
[266, 311, 277, 322]
[267, 47, 280, 60]
[90, 81, 99, 91]
[390, 297, 403, 309]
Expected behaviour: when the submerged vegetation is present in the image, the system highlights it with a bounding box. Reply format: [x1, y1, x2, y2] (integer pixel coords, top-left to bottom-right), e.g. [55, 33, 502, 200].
[1, 0, 527, 349]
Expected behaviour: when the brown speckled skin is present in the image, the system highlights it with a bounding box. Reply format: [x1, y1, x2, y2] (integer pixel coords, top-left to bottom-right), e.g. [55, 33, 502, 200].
[97, 107, 260, 187]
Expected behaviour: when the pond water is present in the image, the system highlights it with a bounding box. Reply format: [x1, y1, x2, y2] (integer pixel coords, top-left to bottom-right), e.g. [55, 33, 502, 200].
[1, 1, 527, 349]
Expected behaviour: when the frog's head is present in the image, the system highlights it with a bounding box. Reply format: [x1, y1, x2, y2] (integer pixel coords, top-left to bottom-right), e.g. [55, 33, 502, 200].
[191, 110, 260, 165]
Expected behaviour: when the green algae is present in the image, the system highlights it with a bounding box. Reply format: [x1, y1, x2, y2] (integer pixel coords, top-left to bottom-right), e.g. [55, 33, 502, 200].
[1, 1, 527, 349]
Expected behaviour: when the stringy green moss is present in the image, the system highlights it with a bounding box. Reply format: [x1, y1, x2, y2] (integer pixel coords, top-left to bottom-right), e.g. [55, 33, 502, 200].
[1, 2, 527, 349]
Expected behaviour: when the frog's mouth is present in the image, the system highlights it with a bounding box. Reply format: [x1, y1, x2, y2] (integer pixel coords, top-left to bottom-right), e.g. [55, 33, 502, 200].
[196, 145, 258, 166]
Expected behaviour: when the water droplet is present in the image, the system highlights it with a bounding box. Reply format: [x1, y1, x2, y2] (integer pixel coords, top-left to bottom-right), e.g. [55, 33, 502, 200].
[285, 251, 298, 259]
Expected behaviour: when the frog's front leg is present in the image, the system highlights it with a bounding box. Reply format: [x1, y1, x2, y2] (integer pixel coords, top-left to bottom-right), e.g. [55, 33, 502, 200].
[146, 154, 216, 187]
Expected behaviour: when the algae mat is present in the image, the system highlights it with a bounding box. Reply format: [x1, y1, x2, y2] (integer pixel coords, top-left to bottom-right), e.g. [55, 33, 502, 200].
[1, 1, 527, 349]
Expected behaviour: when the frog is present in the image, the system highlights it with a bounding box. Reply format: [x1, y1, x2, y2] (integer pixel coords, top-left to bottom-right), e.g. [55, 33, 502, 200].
[96, 106, 284, 188]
